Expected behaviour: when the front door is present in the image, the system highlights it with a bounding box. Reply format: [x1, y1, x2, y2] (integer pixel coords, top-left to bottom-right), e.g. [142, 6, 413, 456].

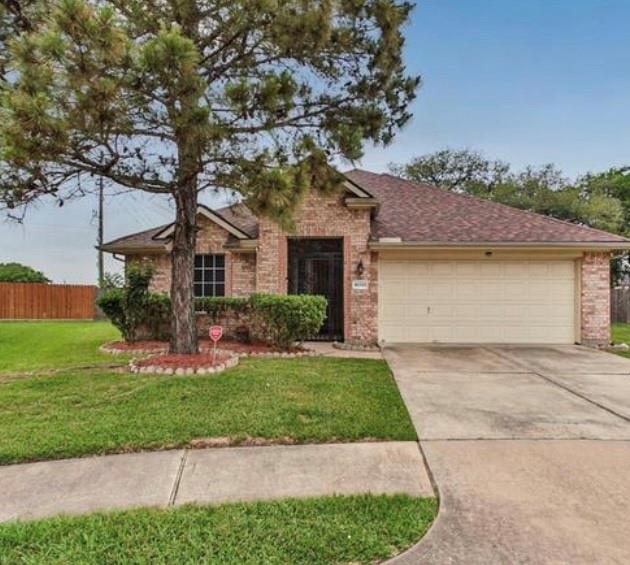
[288, 238, 344, 341]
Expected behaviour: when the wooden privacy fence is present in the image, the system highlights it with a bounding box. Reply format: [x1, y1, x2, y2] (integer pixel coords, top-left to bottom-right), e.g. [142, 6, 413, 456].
[612, 287, 630, 323]
[0, 282, 96, 320]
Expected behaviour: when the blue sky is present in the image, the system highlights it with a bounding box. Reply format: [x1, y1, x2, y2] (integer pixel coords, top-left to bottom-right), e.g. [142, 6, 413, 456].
[3, 0, 630, 283]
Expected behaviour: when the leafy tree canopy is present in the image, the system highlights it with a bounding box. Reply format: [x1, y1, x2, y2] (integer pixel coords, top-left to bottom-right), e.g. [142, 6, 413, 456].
[0, 261, 50, 282]
[577, 167, 630, 230]
[0, 0, 419, 352]
[0, 0, 419, 225]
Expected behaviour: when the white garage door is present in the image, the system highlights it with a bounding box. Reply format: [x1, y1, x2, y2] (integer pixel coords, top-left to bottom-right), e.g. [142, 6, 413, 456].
[379, 260, 576, 344]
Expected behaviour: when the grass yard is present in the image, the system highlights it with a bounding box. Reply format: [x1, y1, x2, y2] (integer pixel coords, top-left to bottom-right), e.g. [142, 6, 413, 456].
[0, 321, 122, 373]
[0, 495, 436, 564]
[611, 323, 630, 358]
[0, 357, 416, 464]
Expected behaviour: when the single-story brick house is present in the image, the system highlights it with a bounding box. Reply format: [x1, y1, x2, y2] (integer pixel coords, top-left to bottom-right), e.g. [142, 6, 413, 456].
[102, 169, 630, 346]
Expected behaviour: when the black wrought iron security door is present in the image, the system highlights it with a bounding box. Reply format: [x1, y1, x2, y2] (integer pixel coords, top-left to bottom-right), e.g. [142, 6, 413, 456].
[287, 238, 343, 341]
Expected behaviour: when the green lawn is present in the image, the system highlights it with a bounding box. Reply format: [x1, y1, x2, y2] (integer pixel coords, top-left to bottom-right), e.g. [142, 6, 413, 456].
[611, 323, 630, 358]
[0, 357, 416, 464]
[0, 495, 436, 564]
[612, 323, 630, 344]
[0, 321, 122, 373]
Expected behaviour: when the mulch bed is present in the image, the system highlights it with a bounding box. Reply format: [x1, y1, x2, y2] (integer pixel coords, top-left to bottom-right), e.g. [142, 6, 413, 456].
[104, 339, 308, 356]
[134, 352, 232, 369]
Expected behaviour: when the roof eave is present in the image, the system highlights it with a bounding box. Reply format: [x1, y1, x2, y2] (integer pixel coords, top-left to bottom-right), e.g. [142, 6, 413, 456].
[369, 240, 630, 251]
[100, 245, 167, 255]
[223, 239, 258, 252]
[344, 196, 379, 209]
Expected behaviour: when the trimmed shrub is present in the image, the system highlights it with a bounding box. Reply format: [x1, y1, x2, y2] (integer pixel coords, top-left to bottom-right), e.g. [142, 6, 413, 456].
[99, 276, 327, 347]
[251, 293, 327, 348]
[143, 293, 171, 340]
[97, 264, 170, 341]
[96, 288, 128, 336]
[195, 297, 250, 318]
[195, 296, 252, 341]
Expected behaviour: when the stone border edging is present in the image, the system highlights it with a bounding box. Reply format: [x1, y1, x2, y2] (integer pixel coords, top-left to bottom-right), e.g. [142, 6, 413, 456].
[100, 341, 317, 359]
[332, 341, 381, 352]
[236, 350, 317, 358]
[129, 354, 240, 376]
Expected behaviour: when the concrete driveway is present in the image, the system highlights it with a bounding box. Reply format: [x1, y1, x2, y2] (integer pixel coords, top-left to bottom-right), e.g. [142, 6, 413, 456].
[384, 344, 630, 565]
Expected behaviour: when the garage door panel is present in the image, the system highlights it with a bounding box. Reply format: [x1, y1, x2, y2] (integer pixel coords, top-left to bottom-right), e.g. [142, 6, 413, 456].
[430, 304, 456, 319]
[452, 304, 479, 319]
[379, 260, 576, 344]
[428, 284, 455, 300]
[455, 262, 478, 276]
[430, 262, 456, 276]
[479, 262, 503, 276]
[404, 304, 430, 320]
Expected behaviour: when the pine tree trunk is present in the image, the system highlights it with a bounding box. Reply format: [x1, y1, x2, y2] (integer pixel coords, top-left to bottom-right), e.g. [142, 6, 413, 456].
[169, 6, 202, 355]
[169, 184, 198, 354]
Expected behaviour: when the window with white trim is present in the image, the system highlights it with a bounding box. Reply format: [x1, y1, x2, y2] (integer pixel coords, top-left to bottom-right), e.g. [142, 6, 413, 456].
[194, 254, 225, 297]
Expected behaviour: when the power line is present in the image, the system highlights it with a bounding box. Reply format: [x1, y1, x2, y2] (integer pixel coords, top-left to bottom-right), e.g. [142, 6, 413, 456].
[4, 223, 96, 231]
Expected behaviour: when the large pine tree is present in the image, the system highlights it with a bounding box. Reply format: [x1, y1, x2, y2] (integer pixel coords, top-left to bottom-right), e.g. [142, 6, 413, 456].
[0, 0, 419, 352]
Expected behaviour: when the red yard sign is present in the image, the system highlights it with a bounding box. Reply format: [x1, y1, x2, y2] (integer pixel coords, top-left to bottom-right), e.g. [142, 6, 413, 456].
[209, 326, 223, 342]
[209, 326, 223, 365]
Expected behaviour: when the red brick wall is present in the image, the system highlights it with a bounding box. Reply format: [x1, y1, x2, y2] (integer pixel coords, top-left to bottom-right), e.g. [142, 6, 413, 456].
[131, 216, 256, 297]
[230, 252, 257, 297]
[127, 192, 377, 344]
[128, 254, 171, 293]
[580, 251, 611, 346]
[256, 190, 376, 344]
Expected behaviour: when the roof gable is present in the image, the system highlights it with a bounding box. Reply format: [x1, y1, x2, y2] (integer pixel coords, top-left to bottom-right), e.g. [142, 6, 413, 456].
[153, 205, 252, 240]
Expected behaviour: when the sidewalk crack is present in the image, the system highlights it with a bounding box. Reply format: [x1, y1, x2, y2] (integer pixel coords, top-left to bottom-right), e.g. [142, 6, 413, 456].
[168, 449, 188, 506]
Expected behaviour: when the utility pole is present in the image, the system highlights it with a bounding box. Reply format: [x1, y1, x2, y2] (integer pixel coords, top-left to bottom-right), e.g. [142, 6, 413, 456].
[97, 177, 104, 287]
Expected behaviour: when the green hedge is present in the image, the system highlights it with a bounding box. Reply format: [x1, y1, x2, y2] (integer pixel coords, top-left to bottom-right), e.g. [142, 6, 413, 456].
[251, 294, 327, 348]
[97, 265, 170, 341]
[195, 296, 250, 318]
[99, 272, 327, 347]
[196, 294, 327, 347]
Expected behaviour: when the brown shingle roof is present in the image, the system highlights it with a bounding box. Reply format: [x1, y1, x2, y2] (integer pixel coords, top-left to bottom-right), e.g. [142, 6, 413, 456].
[101, 203, 259, 253]
[211, 203, 259, 238]
[100, 223, 171, 253]
[102, 170, 630, 253]
[345, 169, 630, 244]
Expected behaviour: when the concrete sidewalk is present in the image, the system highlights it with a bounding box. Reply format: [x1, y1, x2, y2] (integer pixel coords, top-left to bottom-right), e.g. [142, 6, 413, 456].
[0, 441, 432, 523]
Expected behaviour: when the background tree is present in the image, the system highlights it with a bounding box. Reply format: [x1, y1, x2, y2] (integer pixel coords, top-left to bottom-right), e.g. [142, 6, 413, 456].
[0, 262, 50, 282]
[391, 148, 628, 283]
[0, 0, 419, 353]
[390, 148, 509, 195]
[578, 168, 630, 283]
